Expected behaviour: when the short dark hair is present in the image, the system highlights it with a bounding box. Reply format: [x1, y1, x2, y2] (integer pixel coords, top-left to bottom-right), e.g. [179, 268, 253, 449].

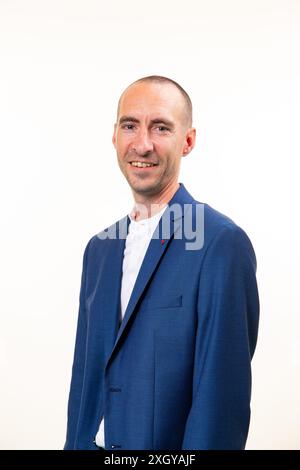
[117, 75, 193, 128]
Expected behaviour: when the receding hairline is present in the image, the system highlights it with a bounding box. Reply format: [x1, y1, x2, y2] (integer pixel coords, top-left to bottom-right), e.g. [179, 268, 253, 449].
[116, 75, 193, 128]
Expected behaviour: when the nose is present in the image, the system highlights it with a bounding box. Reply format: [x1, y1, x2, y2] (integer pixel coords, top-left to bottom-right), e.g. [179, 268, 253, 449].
[131, 128, 154, 156]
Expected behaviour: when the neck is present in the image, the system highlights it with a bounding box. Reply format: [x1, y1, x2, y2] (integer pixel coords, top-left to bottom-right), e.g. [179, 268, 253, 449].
[131, 181, 179, 221]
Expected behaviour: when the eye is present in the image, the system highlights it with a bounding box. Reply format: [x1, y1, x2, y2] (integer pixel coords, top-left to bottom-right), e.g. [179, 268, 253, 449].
[121, 124, 135, 130]
[156, 126, 170, 132]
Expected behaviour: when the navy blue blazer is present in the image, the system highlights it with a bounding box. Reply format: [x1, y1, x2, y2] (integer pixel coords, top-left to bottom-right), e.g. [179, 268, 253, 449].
[64, 183, 259, 450]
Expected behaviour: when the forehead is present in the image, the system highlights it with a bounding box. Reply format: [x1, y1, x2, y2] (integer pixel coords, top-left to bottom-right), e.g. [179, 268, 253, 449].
[118, 82, 186, 122]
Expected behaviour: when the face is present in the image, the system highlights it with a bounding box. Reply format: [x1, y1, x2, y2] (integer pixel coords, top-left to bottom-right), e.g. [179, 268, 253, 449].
[112, 81, 195, 199]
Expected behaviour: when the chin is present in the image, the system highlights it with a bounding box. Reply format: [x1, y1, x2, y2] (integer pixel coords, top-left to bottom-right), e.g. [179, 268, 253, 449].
[130, 181, 162, 196]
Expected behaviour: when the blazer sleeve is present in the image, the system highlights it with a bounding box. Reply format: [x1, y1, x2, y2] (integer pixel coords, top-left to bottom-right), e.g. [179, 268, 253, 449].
[181, 224, 259, 450]
[63, 238, 91, 450]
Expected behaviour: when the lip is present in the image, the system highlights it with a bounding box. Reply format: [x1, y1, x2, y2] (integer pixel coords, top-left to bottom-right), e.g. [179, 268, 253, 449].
[128, 161, 158, 165]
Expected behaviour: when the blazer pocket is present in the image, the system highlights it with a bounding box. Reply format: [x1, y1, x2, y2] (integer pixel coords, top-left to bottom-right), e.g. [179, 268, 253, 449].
[143, 294, 183, 310]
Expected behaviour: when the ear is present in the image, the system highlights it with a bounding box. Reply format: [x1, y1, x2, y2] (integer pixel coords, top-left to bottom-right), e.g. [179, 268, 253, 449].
[112, 123, 117, 147]
[182, 127, 196, 156]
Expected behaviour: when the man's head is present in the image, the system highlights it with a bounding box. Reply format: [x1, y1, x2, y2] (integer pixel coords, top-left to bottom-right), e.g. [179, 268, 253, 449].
[112, 76, 196, 201]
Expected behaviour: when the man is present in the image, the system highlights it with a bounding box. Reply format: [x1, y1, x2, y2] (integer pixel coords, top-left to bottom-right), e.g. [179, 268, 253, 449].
[64, 76, 259, 450]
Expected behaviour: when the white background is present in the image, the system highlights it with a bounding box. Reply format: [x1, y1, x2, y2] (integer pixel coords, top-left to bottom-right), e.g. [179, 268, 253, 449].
[0, 0, 299, 449]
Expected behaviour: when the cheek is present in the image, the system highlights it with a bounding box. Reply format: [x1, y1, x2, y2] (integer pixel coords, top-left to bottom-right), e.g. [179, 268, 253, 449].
[153, 139, 172, 155]
[116, 140, 130, 158]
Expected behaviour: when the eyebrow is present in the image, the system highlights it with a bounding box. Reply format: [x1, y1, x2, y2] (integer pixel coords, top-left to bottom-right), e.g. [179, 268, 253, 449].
[118, 115, 175, 129]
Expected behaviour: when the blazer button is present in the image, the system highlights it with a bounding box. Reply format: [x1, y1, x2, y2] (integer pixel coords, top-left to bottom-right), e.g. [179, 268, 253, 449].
[111, 444, 122, 449]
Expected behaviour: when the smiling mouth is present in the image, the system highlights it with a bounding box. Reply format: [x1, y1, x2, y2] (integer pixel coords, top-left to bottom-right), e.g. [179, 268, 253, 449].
[129, 161, 158, 168]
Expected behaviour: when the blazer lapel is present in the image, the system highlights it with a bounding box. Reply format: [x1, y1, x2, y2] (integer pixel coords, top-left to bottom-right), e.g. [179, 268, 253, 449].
[100, 215, 129, 364]
[105, 207, 183, 368]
